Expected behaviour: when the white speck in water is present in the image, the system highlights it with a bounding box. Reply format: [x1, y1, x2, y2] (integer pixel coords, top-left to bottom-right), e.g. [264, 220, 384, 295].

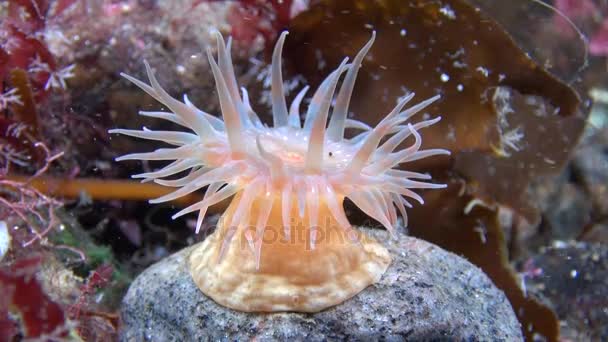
[0, 221, 10, 261]
[457, 84, 464, 92]
[448, 47, 465, 59]
[439, 5, 456, 19]
[440, 73, 450, 82]
[381, 87, 389, 102]
[364, 23, 374, 29]
[95, 292, 105, 303]
[453, 61, 467, 69]
[400, 29, 407, 37]
[476, 66, 489, 77]
[570, 270, 578, 278]
[446, 125, 456, 142]
[473, 226, 487, 244]
[176, 65, 186, 74]
[315, 49, 326, 70]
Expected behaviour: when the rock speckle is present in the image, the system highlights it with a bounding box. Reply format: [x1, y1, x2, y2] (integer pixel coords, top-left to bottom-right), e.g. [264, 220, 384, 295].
[523, 241, 608, 341]
[120, 228, 522, 341]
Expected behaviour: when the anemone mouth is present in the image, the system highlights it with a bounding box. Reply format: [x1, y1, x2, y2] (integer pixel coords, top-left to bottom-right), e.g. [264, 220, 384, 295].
[252, 128, 310, 167]
[110, 29, 450, 254]
[252, 127, 361, 171]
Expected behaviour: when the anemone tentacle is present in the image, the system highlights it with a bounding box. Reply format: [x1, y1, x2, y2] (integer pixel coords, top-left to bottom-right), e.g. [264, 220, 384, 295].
[111, 30, 450, 262]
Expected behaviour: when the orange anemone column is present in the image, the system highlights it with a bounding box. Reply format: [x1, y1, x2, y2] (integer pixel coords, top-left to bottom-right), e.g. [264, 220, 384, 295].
[189, 193, 392, 312]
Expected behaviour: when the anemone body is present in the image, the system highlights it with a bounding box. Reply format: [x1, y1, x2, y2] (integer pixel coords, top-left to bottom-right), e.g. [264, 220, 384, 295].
[111, 30, 449, 312]
[189, 192, 391, 312]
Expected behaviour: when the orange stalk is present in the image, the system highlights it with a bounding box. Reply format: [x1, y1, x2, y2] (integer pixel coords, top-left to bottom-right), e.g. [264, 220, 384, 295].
[6, 175, 227, 211]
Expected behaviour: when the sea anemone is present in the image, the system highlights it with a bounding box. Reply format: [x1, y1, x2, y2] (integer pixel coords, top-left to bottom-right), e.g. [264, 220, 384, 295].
[110, 30, 449, 312]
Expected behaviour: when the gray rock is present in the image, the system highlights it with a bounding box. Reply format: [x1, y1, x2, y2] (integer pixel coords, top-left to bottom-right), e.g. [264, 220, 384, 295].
[529, 171, 592, 243]
[573, 125, 608, 218]
[523, 241, 608, 341]
[120, 228, 522, 341]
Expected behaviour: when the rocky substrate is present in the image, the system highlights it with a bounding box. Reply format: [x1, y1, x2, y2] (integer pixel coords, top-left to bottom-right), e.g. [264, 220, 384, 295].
[120, 228, 522, 341]
[523, 241, 608, 341]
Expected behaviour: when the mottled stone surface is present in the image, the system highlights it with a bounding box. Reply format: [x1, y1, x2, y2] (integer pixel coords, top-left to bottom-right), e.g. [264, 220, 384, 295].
[120, 229, 522, 341]
[528, 171, 592, 244]
[573, 126, 608, 219]
[524, 241, 608, 341]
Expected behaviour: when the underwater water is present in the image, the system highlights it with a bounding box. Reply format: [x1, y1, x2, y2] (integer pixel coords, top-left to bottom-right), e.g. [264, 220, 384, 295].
[0, 0, 606, 341]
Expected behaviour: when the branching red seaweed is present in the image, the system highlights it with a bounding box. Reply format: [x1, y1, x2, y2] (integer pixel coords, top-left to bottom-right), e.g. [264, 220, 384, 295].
[1, 0, 77, 171]
[67, 263, 118, 340]
[0, 256, 71, 341]
[198, 0, 310, 47]
[0, 142, 64, 248]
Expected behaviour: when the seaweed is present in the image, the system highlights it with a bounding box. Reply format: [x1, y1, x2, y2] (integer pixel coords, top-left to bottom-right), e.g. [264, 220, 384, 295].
[284, 0, 590, 340]
[9, 69, 40, 138]
[209, 0, 307, 47]
[0, 256, 69, 340]
[0, 0, 75, 171]
[6, 175, 208, 207]
[408, 184, 560, 340]
[0, 254, 119, 341]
